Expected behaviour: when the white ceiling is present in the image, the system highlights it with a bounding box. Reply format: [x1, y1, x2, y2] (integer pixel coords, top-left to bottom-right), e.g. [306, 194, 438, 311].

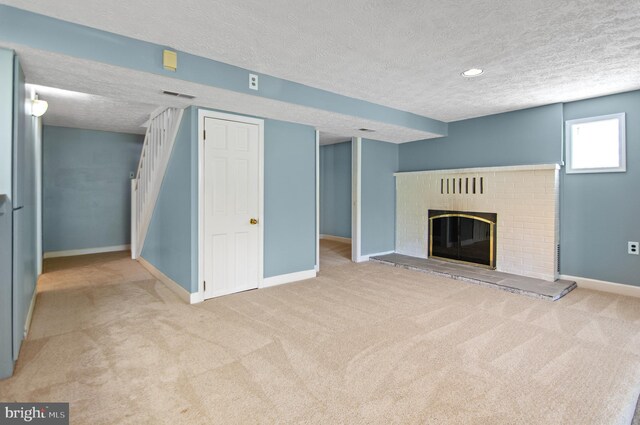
[27, 84, 152, 134]
[319, 132, 351, 146]
[3, 0, 640, 123]
[7, 44, 438, 142]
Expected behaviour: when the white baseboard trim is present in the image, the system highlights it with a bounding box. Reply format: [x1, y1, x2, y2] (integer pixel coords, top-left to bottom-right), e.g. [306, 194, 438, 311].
[24, 289, 37, 338]
[138, 256, 202, 304]
[356, 250, 395, 263]
[44, 244, 131, 259]
[320, 234, 352, 244]
[561, 274, 640, 298]
[190, 292, 204, 304]
[261, 269, 317, 289]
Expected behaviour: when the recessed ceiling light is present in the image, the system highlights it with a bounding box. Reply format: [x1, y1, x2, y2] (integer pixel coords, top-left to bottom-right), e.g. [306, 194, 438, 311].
[461, 68, 484, 78]
[358, 128, 376, 132]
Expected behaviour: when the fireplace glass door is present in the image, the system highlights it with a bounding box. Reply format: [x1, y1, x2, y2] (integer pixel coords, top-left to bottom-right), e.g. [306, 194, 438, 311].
[429, 210, 496, 268]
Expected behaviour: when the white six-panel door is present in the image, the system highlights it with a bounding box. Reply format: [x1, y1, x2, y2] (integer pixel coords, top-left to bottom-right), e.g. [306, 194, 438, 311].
[202, 116, 260, 299]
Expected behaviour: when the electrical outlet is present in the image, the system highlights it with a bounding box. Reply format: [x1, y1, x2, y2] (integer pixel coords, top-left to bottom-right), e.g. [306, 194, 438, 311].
[249, 73, 258, 90]
[129, 172, 135, 179]
[628, 241, 639, 255]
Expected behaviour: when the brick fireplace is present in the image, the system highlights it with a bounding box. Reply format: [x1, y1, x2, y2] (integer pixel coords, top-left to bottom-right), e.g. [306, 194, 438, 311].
[395, 164, 560, 281]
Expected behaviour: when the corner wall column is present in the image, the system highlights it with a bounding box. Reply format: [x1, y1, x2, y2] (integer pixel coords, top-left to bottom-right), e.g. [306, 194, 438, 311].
[352, 137, 362, 262]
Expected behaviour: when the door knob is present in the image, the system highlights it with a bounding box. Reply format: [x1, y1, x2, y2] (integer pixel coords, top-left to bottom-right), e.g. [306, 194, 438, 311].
[250, 218, 258, 225]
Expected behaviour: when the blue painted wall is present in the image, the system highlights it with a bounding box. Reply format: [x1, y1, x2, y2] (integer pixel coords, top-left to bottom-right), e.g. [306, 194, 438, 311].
[141, 108, 195, 291]
[142, 107, 316, 292]
[12, 56, 37, 362]
[0, 48, 14, 379]
[0, 5, 447, 138]
[319, 141, 351, 238]
[264, 120, 316, 277]
[561, 91, 640, 286]
[362, 139, 398, 255]
[0, 50, 12, 197]
[400, 104, 563, 171]
[0, 50, 38, 379]
[43, 126, 143, 252]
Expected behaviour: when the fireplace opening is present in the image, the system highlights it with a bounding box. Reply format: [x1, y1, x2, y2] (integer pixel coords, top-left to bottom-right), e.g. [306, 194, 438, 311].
[428, 210, 497, 268]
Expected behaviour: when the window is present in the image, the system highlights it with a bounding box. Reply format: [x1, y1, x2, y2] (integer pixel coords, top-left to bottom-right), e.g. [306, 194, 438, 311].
[565, 113, 626, 173]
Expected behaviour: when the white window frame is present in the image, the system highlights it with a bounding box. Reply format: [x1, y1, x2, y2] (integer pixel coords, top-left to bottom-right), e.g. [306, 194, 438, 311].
[565, 113, 626, 174]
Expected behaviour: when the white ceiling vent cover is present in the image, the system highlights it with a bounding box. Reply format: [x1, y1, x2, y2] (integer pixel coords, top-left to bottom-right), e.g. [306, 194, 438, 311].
[162, 90, 196, 99]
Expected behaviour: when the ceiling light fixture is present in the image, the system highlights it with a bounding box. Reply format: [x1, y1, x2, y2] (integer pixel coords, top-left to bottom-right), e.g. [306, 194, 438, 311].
[31, 99, 48, 117]
[461, 68, 484, 78]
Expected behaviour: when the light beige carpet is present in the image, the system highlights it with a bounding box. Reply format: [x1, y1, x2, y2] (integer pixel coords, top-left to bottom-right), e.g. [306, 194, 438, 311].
[1, 240, 639, 424]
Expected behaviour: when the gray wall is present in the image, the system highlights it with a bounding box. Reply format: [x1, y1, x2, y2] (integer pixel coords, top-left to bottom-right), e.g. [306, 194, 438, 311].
[561, 91, 640, 285]
[12, 56, 37, 363]
[361, 139, 398, 255]
[0, 50, 38, 379]
[264, 119, 316, 277]
[319, 141, 351, 238]
[400, 104, 563, 171]
[141, 107, 195, 290]
[0, 48, 14, 379]
[0, 50, 11, 197]
[43, 126, 143, 252]
[398, 93, 640, 286]
[142, 107, 316, 292]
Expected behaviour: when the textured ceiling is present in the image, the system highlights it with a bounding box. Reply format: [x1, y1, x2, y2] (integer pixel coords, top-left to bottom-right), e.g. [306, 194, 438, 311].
[27, 85, 152, 134]
[8, 44, 438, 142]
[319, 133, 352, 146]
[3, 0, 640, 122]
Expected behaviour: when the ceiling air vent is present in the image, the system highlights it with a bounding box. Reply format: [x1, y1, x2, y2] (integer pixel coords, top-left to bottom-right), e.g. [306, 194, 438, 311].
[162, 90, 196, 100]
[357, 128, 376, 132]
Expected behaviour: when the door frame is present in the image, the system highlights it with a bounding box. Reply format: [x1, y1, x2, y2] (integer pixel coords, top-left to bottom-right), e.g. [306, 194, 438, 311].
[197, 109, 265, 299]
[351, 137, 362, 262]
[316, 135, 361, 265]
[315, 130, 320, 272]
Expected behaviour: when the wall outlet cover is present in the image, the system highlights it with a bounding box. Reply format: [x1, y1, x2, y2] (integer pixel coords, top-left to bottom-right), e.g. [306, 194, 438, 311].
[628, 241, 639, 255]
[249, 73, 258, 90]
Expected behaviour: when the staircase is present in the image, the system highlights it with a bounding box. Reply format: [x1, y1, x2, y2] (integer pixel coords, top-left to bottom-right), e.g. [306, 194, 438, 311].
[131, 107, 184, 259]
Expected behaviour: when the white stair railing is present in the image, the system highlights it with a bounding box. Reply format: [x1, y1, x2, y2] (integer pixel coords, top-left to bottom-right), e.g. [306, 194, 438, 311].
[131, 107, 184, 259]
